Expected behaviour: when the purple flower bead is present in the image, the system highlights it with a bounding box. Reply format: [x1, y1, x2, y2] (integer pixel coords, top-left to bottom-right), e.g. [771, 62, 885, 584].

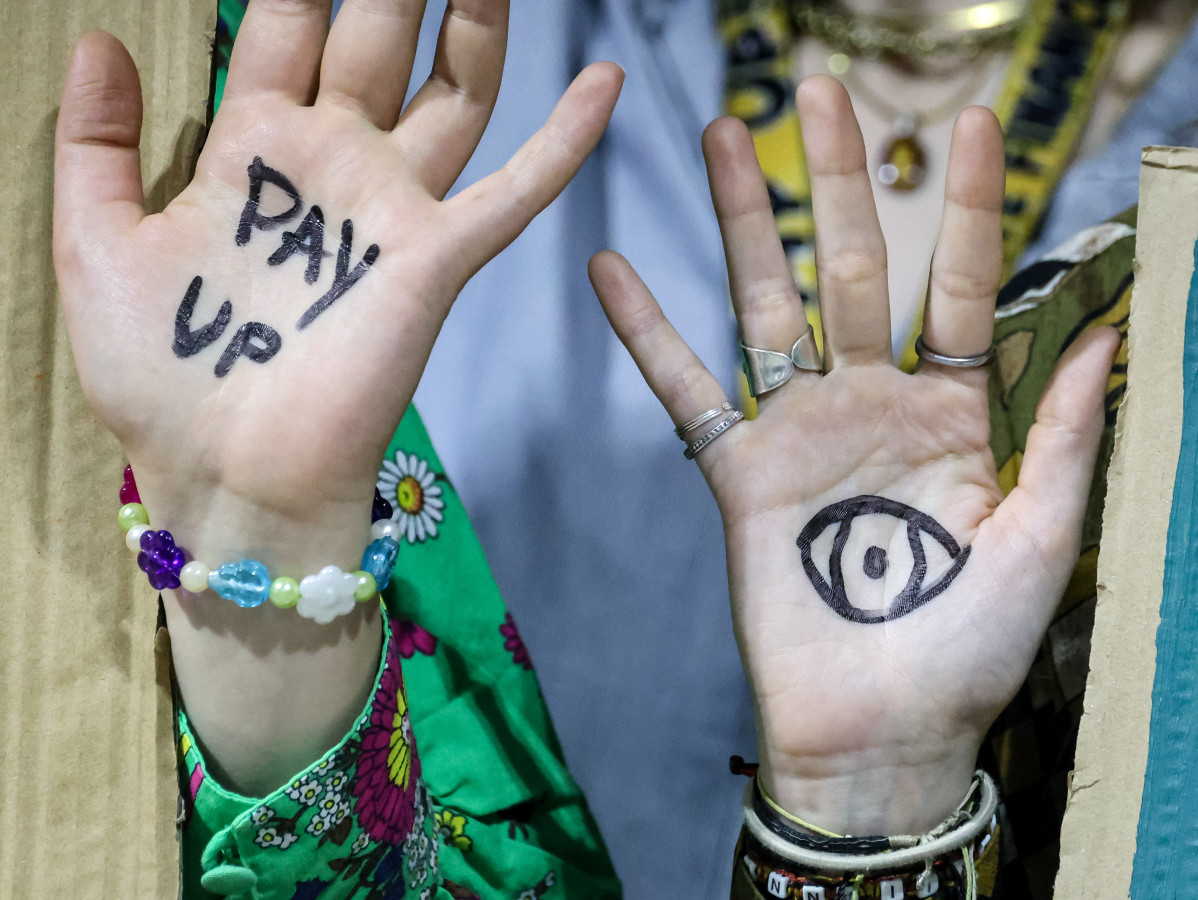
[137, 529, 186, 591]
[371, 487, 393, 523]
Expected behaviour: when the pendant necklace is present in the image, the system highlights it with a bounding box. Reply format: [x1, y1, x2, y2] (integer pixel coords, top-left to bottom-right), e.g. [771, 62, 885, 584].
[835, 58, 1001, 192]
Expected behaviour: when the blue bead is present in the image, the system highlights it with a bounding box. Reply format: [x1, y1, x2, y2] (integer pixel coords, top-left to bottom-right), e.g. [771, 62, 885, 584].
[209, 559, 271, 608]
[361, 538, 399, 591]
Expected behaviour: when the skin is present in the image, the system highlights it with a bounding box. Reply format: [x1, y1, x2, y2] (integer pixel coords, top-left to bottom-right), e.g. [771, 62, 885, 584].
[56, 0, 1119, 844]
[589, 80, 1121, 835]
[54, 0, 623, 796]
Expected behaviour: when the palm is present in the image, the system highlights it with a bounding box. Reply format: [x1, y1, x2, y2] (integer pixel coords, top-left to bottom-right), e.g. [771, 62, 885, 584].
[715, 368, 1036, 765]
[87, 106, 450, 505]
[55, 6, 621, 529]
[591, 78, 1117, 831]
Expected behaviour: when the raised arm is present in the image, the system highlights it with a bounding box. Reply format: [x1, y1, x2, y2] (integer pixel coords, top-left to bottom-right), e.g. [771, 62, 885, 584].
[591, 76, 1118, 897]
[54, 0, 622, 798]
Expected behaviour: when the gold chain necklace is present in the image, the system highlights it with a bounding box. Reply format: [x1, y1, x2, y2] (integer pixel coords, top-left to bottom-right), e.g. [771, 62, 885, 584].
[791, 1, 1029, 61]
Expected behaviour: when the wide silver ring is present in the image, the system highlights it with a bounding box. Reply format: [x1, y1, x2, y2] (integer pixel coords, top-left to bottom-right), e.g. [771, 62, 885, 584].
[683, 410, 744, 460]
[674, 401, 734, 438]
[914, 335, 996, 368]
[740, 324, 823, 398]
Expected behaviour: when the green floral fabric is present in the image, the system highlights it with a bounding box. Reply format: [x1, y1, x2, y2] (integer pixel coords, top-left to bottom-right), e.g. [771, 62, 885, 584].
[179, 408, 621, 899]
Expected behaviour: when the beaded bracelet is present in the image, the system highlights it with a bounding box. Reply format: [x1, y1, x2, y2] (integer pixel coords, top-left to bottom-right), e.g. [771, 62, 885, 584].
[741, 771, 999, 900]
[117, 466, 400, 624]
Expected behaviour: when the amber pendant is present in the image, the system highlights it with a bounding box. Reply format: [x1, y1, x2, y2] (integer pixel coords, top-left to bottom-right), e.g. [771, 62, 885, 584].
[878, 120, 927, 193]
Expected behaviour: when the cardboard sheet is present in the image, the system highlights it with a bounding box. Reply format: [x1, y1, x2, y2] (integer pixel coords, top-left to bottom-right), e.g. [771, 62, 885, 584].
[1055, 146, 1198, 898]
[0, 2, 213, 896]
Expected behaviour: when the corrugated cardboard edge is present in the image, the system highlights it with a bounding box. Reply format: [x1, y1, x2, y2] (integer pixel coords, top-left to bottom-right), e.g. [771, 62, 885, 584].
[1054, 145, 1197, 899]
[0, 3, 213, 897]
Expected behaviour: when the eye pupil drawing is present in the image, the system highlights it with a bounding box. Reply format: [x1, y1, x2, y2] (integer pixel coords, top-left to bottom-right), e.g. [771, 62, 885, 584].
[796, 495, 971, 624]
[863, 546, 887, 580]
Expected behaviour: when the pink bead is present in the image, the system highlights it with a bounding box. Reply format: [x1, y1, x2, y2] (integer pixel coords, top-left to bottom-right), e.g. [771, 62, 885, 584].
[120, 464, 140, 504]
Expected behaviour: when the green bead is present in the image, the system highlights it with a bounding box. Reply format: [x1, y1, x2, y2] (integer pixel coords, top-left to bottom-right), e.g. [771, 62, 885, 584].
[353, 570, 377, 602]
[117, 503, 149, 533]
[269, 577, 301, 609]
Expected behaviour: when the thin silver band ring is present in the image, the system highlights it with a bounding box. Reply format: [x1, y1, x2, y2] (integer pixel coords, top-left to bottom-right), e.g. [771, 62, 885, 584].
[683, 410, 744, 460]
[914, 335, 996, 368]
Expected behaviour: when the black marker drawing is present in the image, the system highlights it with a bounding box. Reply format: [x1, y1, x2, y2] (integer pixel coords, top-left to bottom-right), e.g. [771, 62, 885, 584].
[296, 219, 380, 330]
[214, 321, 282, 377]
[173, 276, 232, 359]
[796, 495, 971, 624]
[268, 205, 329, 284]
[236, 157, 303, 246]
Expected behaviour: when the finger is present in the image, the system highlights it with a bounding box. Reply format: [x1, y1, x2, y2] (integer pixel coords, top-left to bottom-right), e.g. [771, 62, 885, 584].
[991, 326, 1121, 604]
[445, 62, 623, 278]
[223, 0, 331, 104]
[318, 0, 428, 129]
[589, 251, 730, 433]
[703, 117, 811, 362]
[393, 0, 510, 198]
[54, 32, 145, 270]
[795, 75, 891, 369]
[920, 106, 1005, 386]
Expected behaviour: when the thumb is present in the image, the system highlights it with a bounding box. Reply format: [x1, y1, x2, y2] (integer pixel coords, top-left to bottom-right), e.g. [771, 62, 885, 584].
[992, 324, 1122, 590]
[54, 31, 145, 278]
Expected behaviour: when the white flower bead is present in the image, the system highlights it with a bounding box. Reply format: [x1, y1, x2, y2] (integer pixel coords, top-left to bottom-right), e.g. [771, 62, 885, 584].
[179, 561, 210, 594]
[297, 565, 358, 624]
[370, 518, 401, 541]
[125, 524, 150, 552]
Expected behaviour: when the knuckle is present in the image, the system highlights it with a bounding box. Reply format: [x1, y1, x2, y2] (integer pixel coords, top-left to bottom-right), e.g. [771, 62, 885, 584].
[931, 263, 998, 304]
[820, 245, 886, 288]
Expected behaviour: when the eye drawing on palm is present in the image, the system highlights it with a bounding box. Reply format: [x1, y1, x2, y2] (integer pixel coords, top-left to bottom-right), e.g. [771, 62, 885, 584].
[797, 496, 971, 624]
[172, 156, 380, 377]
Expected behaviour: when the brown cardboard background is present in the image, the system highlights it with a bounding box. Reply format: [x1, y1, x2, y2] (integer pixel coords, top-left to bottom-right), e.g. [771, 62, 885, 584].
[1054, 146, 1198, 899]
[0, 2, 213, 896]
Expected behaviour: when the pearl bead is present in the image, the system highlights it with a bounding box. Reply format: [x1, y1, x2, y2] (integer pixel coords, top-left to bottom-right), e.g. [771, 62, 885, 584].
[118, 503, 150, 533]
[352, 571, 377, 602]
[269, 576, 301, 609]
[179, 561, 210, 594]
[125, 524, 150, 551]
[370, 519, 400, 541]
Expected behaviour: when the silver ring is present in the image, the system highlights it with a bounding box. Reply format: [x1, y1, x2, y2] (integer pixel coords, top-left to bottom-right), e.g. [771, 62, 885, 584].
[674, 401, 734, 438]
[740, 324, 823, 398]
[914, 335, 996, 368]
[683, 410, 744, 460]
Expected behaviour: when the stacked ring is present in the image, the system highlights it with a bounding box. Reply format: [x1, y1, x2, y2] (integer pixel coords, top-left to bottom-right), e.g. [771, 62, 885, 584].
[683, 409, 745, 460]
[674, 401, 734, 437]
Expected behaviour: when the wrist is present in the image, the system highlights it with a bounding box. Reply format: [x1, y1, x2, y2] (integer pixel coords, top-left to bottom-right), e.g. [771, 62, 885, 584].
[756, 741, 980, 836]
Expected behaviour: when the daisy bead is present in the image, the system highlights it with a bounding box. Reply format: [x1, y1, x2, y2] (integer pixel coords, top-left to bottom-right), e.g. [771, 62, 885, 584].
[179, 561, 211, 594]
[125, 524, 151, 552]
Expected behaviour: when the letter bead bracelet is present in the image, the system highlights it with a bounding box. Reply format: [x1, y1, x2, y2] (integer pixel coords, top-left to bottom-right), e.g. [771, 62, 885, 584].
[117, 465, 400, 624]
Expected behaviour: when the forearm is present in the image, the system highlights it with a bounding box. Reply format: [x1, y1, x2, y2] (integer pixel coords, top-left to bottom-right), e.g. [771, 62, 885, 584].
[146, 481, 384, 796]
[165, 593, 382, 797]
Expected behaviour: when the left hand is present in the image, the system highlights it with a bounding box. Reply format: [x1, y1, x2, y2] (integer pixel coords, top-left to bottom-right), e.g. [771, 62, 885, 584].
[590, 77, 1119, 835]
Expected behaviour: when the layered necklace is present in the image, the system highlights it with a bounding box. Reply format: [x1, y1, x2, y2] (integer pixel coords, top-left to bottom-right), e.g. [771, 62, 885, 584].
[720, 0, 1128, 344]
[792, 1, 1029, 192]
